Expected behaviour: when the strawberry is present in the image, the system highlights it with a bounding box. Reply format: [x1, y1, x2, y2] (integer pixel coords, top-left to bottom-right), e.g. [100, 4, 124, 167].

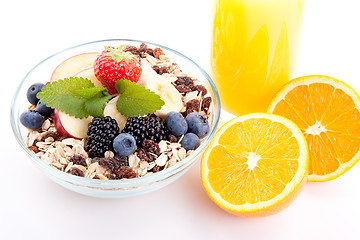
[94, 46, 142, 94]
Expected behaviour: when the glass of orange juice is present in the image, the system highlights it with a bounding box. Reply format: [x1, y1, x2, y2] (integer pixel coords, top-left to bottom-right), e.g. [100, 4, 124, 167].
[211, 0, 305, 117]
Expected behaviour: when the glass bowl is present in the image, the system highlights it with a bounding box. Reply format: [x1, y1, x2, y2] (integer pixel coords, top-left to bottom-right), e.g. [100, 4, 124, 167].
[10, 39, 221, 198]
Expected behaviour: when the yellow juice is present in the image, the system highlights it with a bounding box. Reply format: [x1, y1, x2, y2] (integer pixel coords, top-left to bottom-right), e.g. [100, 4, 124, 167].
[211, 0, 305, 116]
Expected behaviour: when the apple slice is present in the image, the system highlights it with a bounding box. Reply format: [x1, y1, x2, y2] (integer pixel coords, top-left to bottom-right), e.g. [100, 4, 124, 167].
[73, 67, 103, 87]
[50, 52, 98, 82]
[53, 109, 92, 139]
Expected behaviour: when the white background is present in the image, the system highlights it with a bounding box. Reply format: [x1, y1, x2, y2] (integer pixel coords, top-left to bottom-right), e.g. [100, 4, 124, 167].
[2, 0, 360, 239]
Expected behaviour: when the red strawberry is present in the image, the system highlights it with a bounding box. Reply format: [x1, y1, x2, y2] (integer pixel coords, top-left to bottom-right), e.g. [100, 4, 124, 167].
[94, 46, 142, 94]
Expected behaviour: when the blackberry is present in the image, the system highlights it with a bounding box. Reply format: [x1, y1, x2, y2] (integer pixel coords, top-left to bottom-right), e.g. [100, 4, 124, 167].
[85, 116, 119, 158]
[122, 115, 168, 146]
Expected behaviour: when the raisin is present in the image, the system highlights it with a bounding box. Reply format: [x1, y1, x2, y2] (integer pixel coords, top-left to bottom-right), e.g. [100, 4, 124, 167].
[136, 148, 154, 162]
[142, 139, 160, 156]
[70, 167, 84, 177]
[41, 131, 60, 142]
[153, 47, 165, 59]
[123, 45, 139, 56]
[191, 85, 207, 96]
[185, 99, 200, 115]
[151, 165, 165, 173]
[138, 43, 148, 53]
[168, 134, 178, 143]
[152, 65, 168, 75]
[69, 155, 87, 166]
[93, 155, 128, 172]
[146, 48, 154, 56]
[115, 155, 129, 167]
[174, 76, 193, 86]
[115, 166, 137, 179]
[139, 43, 154, 57]
[99, 158, 120, 171]
[175, 84, 192, 94]
[28, 145, 39, 153]
[32, 139, 39, 147]
[99, 158, 119, 171]
[201, 97, 212, 113]
[136, 148, 150, 162]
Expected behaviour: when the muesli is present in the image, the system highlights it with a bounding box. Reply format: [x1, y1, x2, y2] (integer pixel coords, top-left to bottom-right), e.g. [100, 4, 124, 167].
[21, 43, 212, 180]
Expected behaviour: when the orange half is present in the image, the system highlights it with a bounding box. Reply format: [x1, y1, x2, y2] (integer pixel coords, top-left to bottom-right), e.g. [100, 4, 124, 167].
[201, 113, 309, 217]
[268, 75, 360, 181]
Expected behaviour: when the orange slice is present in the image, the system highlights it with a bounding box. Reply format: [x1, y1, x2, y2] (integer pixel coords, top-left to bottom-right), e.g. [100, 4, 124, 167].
[268, 75, 360, 182]
[201, 113, 309, 217]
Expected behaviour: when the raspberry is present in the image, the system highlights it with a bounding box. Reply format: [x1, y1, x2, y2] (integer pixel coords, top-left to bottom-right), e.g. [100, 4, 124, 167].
[122, 115, 168, 146]
[85, 116, 119, 158]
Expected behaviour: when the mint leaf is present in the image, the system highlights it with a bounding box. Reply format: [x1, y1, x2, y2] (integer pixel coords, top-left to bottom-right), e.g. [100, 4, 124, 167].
[75, 87, 108, 99]
[37, 77, 165, 119]
[115, 79, 127, 94]
[85, 94, 112, 117]
[37, 77, 110, 119]
[115, 79, 164, 117]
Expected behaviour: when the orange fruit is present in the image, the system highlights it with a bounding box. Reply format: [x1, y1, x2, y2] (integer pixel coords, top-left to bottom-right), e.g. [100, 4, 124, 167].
[201, 113, 309, 217]
[268, 75, 360, 182]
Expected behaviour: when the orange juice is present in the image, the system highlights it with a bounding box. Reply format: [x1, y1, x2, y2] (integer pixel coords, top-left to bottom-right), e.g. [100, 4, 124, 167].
[211, 0, 305, 116]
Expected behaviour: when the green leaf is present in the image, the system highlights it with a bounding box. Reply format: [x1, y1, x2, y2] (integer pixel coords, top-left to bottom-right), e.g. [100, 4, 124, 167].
[85, 94, 113, 117]
[115, 79, 165, 117]
[37, 77, 110, 119]
[75, 87, 108, 99]
[104, 46, 135, 64]
[36, 77, 165, 119]
[115, 79, 127, 94]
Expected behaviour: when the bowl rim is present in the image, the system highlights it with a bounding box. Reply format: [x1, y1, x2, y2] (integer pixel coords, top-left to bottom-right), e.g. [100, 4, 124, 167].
[10, 38, 221, 187]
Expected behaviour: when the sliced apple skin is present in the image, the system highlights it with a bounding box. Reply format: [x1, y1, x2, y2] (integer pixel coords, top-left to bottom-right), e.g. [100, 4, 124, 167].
[53, 109, 92, 139]
[73, 67, 103, 87]
[50, 52, 98, 82]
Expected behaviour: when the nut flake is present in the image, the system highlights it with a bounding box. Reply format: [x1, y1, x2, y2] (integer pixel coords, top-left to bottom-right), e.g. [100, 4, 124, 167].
[64, 162, 73, 172]
[104, 150, 114, 159]
[159, 140, 168, 153]
[178, 148, 187, 160]
[88, 162, 99, 173]
[129, 154, 140, 168]
[41, 119, 51, 131]
[155, 153, 168, 167]
[61, 138, 80, 146]
[147, 161, 156, 171]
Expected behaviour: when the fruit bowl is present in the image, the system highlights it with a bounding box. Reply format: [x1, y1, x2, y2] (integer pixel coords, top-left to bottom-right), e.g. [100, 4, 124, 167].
[10, 39, 221, 198]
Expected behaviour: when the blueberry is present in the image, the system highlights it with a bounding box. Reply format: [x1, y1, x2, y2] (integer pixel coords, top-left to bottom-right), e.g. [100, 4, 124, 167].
[36, 100, 53, 117]
[181, 133, 200, 150]
[113, 133, 137, 157]
[27, 83, 45, 105]
[20, 110, 44, 130]
[164, 112, 188, 137]
[185, 112, 209, 138]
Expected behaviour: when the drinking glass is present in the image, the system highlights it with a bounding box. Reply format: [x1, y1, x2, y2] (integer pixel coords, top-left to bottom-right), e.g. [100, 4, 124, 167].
[211, 0, 305, 117]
